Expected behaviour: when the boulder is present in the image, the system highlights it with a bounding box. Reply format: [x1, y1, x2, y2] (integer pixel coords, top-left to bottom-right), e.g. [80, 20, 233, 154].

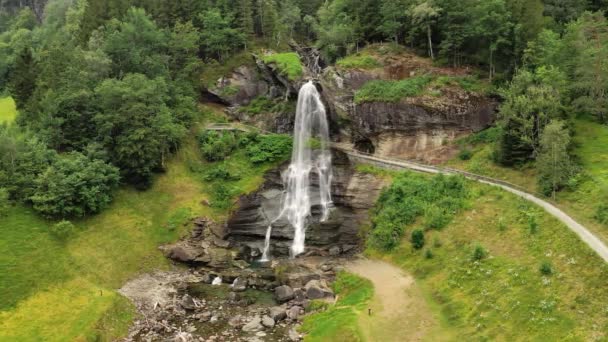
[268, 306, 287, 322]
[261, 315, 275, 328]
[287, 306, 303, 320]
[293, 288, 306, 301]
[242, 316, 263, 332]
[274, 285, 295, 302]
[213, 237, 231, 248]
[164, 244, 202, 263]
[207, 248, 233, 269]
[305, 280, 334, 300]
[180, 294, 196, 310]
[329, 245, 341, 256]
[232, 277, 248, 292]
[288, 328, 301, 341]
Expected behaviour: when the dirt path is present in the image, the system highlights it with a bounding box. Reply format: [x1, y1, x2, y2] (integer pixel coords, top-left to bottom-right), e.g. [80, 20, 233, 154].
[346, 258, 447, 342]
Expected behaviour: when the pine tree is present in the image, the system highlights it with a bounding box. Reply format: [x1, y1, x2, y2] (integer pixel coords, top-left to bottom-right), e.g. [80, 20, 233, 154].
[9, 47, 37, 109]
[238, 0, 254, 37]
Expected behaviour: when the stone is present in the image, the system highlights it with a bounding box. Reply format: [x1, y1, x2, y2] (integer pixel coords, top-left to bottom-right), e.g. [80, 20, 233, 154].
[232, 277, 248, 292]
[286, 271, 321, 288]
[268, 306, 287, 322]
[293, 288, 306, 301]
[274, 285, 294, 302]
[288, 328, 301, 341]
[233, 259, 250, 270]
[199, 311, 212, 322]
[207, 248, 233, 269]
[228, 315, 243, 327]
[180, 294, 196, 310]
[329, 246, 341, 256]
[342, 244, 357, 253]
[165, 245, 202, 263]
[287, 306, 303, 320]
[261, 315, 275, 328]
[304, 280, 327, 300]
[320, 264, 333, 272]
[228, 292, 240, 302]
[213, 237, 231, 248]
[242, 316, 263, 332]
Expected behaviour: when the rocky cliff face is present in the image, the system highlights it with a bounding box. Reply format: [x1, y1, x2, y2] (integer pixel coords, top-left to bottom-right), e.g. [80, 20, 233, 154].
[226, 150, 386, 257]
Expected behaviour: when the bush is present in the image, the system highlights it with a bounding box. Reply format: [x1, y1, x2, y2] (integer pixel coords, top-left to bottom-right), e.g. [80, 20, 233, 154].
[30, 152, 120, 218]
[50, 220, 76, 241]
[355, 76, 433, 104]
[458, 149, 473, 160]
[165, 208, 192, 231]
[210, 183, 238, 209]
[472, 244, 488, 261]
[0, 187, 9, 217]
[595, 203, 608, 225]
[411, 229, 425, 249]
[203, 164, 241, 181]
[239, 96, 275, 115]
[424, 249, 434, 259]
[246, 134, 292, 164]
[539, 261, 553, 276]
[198, 130, 238, 162]
[368, 173, 468, 251]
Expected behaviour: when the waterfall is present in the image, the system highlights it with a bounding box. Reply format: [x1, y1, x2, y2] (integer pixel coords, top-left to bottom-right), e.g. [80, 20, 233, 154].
[260, 81, 333, 260]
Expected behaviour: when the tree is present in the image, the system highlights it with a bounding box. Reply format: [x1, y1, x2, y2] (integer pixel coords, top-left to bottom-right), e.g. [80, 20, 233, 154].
[30, 152, 120, 218]
[537, 120, 573, 199]
[470, 0, 512, 81]
[411, 229, 425, 249]
[410, 1, 441, 60]
[198, 9, 245, 61]
[496, 66, 568, 165]
[0, 187, 9, 217]
[379, 0, 411, 43]
[8, 47, 37, 108]
[313, 0, 357, 61]
[567, 12, 608, 123]
[94, 74, 186, 187]
[237, 0, 254, 37]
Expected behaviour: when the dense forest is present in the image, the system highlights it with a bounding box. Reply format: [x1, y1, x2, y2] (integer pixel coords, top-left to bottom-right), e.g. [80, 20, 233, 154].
[0, 0, 607, 218]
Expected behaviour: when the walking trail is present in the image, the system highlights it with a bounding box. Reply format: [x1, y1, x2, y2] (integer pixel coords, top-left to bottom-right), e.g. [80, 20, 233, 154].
[346, 258, 450, 342]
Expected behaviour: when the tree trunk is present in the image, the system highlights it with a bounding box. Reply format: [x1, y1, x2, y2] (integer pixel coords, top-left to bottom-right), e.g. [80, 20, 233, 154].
[489, 47, 494, 83]
[427, 24, 434, 60]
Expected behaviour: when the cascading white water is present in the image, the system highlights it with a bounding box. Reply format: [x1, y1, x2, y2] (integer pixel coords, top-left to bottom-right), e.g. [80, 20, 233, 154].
[260, 81, 333, 260]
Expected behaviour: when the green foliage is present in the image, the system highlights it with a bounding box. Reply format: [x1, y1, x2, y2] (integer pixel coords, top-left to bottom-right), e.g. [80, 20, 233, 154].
[537, 120, 574, 198]
[369, 172, 468, 251]
[30, 152, 120, 218]
[198, 9, 245, 61]
[198, 130, 238, 162]
[424, 248, 434, 259]
[262, 53, 303, 81]
[50, 220, 76, 241]
[336, 53, 382, 69]
[461, 126, 502, 145]
[239, 96, 275, 115]
[458, 149, 472, 160]
[164, 207, 191, 231]
[203, 164, 241, 181]
[539, 261, 553, 276]
[471, 243, 488, 261]
[301, 272, 373, 341]
[245, 134, 292, 164]
[594, 203, 608, 225]
[355, 76, 432, 103]
[0, 187, 9, 217]
[411, 229, 425, 249]
[0, 97, 17, 124]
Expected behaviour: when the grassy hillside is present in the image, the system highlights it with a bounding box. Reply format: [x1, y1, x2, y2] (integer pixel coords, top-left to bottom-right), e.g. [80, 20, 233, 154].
[0, 106, 283, 341]
[364, 170, 608, 341]
[445, 120, 608, 245]
[0, 97, 17, 124]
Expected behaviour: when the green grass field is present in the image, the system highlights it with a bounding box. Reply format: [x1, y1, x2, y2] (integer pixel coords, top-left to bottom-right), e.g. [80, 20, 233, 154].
[0, 97, 17, 124]
[445, 119, 608, 245]
[300, 272, 374, 342]
[365, 172, 608, 341]
[0, 106, 281, 341]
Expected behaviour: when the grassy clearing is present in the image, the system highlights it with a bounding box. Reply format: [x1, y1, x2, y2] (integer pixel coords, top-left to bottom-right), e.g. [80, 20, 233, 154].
[0, 96, 17, 123]
[300, 272, 373, 342]
[0, 106, 281, 341]
[446, 120, 608, 244]
[366, 172, 608, 341]
[336, 53, 382, 70]
[262, 52, 303, 81]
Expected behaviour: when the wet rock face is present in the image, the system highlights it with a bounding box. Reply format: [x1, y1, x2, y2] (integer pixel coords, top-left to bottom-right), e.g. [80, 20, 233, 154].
[226, 150, 386, 257]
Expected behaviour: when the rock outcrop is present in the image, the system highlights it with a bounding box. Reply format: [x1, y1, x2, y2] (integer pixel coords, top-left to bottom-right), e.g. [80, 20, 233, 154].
[226, 150, 386, 257]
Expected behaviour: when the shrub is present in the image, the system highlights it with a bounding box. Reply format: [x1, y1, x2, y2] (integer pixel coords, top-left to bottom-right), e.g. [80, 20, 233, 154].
[165, 208, 192, 231]
[30, 152, 120, 218]
[198, 130, 238, 162]
[203, 164, 241, 181]
[472, 244, 488, 261]
[594, 203, 608, 225]
[527, 214, 539, 234]
[411, 229, 425, 249]
[50, 220, 76, 241]
[210, 183, 238, 209]
[354, 76, 433, 104]
[539, 261, 553, 276]
[424, 249, 434, 259]
[458, 149, 473, 160]
[239, 96, 275, 115]
[0, 187, 9, 217]
[246, 134, 292, 164]
[423, 205, 451, 230]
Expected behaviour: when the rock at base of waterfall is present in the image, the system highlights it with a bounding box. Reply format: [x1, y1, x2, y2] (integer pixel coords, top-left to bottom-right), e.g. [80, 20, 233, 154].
[329, 246, 341, 256]
[287, 306, 303, 320]
[269, 306, 287, 322]
[261, 315, 275, 328]
[293, 288, 306, 301]
[180, 294, 196, 310]
[304, 280, 333, 300]
[232, 277, 248, 292]
[274, 285, 295, 302]
[242, 316, 263, 332]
